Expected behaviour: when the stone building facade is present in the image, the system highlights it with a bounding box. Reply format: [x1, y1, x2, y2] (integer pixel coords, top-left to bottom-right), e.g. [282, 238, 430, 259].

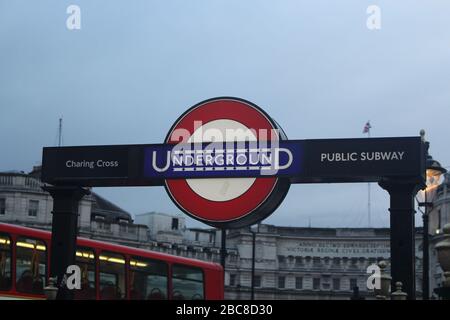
[428, 172, 450, 295]
[224, 225, 424, 299]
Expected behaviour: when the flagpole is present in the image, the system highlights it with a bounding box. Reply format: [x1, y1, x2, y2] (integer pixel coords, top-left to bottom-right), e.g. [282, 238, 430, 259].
[368, 172, 371, 227]
[367, 126, 371, 228]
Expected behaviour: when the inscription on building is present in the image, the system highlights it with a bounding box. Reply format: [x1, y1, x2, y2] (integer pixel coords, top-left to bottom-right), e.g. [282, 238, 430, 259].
[281, 240, 390, 257]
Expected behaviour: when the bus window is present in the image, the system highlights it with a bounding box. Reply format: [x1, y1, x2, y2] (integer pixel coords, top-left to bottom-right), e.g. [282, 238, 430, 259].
[129, 257, 168, 300]
[172, 265, 204, 300]
[99, 251, 125, 300]
[74, 247, 96, 300]
[15, 237, 46, 294]
[0, 234, 11, 291]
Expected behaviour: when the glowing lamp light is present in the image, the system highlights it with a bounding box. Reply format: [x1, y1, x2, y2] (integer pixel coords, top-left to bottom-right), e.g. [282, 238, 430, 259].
[416, 132, 447, 205]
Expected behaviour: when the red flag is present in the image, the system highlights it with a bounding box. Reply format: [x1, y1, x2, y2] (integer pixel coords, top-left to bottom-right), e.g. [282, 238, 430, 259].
[363, 121, 371, 134]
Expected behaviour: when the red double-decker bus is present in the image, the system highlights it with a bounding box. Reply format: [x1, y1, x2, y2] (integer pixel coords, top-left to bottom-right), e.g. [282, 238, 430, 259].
[0, 223, 224, 300]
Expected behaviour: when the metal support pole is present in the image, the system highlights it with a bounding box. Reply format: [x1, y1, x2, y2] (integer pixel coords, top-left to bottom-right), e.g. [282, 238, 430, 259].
[423, 204, 429, 300]
[42, 185, 90, 300]
[379, 178, 423, 300]
[220, 228, 227, 272]
[251, 229, 256, 300]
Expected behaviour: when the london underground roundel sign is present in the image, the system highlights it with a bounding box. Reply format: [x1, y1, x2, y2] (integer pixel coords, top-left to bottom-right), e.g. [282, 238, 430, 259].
[164, 97, 290, 228]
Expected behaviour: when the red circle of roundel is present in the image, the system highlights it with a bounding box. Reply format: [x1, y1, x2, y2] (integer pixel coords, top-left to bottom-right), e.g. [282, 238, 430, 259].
[164, 97, 288, 227]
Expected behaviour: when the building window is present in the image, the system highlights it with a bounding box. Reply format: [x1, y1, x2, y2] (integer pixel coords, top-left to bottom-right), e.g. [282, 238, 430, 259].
[195, 232, 199, 241]
[254, 275, 261, 288]
[277, 256, 285, 264]
[313, 278, 320, 290]
[333, 278, 340, 290]
[313, 257, 321, 267]
[295, 277, 303, 289]
[209, 233, 214, 243]
[332, 258, 340, 266]
[278, 276, 285, 289]
[171, 218, 179, 230]
[119, 224, 128, 234]
[98, 222, 111, 231]
[229, 274, 237, 286]
[0, 199, 5, 215]
[350, 278, 358, 290]
[359, 257, 366, 268]
[28, 200, 39, 217]
[342, 258, 349, 268]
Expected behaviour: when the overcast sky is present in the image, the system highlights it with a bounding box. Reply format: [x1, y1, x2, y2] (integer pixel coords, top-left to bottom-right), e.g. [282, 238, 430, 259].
[1, 1, 449, 229]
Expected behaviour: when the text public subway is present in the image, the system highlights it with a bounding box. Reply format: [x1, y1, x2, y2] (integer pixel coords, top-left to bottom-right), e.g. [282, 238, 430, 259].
[65, 160, 119, 169]
[320, 151, 405, 162]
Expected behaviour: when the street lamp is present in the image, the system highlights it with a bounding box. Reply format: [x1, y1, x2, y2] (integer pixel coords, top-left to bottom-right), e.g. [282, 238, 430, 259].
[416, 130, 447, 300]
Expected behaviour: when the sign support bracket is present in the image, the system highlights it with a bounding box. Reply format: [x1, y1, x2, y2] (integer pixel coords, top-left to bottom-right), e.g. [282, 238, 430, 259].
[379, 177, 425, 300]
[42, 185, 90, 300]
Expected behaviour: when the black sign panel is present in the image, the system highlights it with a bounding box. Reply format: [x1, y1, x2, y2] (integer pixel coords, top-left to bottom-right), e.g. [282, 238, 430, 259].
[298, 136, 425, 183]
[41, 145, 162, 187]
[41, 137, 425, 186]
